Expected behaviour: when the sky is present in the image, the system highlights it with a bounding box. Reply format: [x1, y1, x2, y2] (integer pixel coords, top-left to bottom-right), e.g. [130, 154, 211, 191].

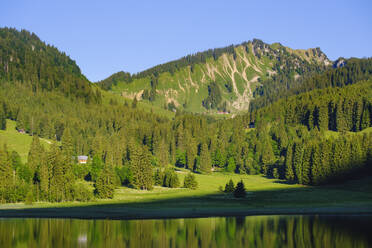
[1, 0, 371, 82]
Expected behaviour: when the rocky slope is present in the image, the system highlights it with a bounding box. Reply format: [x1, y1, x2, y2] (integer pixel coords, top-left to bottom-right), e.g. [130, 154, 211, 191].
[102, 39, 331, 113]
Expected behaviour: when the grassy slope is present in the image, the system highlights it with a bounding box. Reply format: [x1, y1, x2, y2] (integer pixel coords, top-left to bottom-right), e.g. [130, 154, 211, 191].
[0, 169, 371, 219]
[0, 120, 52, 163]
[111, 43, 329, 114]
[96, 85, 175, 119]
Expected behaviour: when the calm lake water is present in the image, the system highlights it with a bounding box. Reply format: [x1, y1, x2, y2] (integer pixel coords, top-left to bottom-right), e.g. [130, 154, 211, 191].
[0, 215, 371, 248]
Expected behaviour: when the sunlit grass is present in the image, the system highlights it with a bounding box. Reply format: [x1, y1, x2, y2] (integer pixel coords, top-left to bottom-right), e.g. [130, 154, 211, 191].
[0, 120, 52, 162]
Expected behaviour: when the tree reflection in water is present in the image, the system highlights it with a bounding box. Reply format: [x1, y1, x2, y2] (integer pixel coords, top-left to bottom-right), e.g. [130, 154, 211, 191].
[0, 215, 371, 248]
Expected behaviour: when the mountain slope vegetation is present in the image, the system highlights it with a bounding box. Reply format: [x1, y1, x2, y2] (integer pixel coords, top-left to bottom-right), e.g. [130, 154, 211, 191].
[0, 27, 100, 103]
[0, 28, 370, 205]
[100, 39, 331, 113]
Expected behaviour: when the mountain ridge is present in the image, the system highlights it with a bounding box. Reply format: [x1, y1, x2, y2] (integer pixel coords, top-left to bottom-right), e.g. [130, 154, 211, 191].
[101, 39, 331, 113]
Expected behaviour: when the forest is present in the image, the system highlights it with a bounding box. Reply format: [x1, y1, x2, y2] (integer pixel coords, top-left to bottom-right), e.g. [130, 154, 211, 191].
[0, 28, 371, 203]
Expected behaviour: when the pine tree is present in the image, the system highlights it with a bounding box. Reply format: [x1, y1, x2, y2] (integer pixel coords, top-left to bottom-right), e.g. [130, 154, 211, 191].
[224, 179, 235, 193]
[336, 101, 347, 132]
[233, 180, 246, 198]
[320, 141, 332, 182]
[61, 127, 74, 161]
[311, 144, 322, 185]
[285, 143, 295, 182]
[318, 105, 329, 130]
[90, 154, 104, 181]
[183, 173, 198, 190]
[199, 142, 211, 174]
[130, 145, 153, 190]
[27, 135, 44, 172]
[293, 142, 304, 183]
[0, 148, 13, 202]
[154, 169, 164, 186]
[301, 144, 312, 185]
[360, 106, 370, 130]
[226, 157, 236, 172]
[95, 166, 116, 198]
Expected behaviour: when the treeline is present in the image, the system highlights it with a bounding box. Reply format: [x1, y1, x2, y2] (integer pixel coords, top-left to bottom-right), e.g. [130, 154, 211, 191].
[268, 133, 372, 185]
[0, 28, 100, 103]
[253, 80, 372, 132]
[96, 71, 131, 91]
[97, 39, 277, 91]
[251, 57, 372, 110]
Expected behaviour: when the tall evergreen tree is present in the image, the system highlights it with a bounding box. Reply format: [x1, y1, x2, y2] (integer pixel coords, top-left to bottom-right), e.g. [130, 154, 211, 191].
[27, 135, 44, 172]
[311, 144, 322, 185]
[285, 143, 295, 182]
[130, 145, 153, 190]
[199, 142, 211, 174]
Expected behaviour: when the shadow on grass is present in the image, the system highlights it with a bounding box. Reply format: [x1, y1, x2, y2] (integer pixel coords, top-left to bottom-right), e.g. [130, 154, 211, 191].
[1, 176, 372, 220]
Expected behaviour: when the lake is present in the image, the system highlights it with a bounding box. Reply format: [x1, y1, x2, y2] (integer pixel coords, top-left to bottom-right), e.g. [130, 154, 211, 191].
[0, 215, 371, 247]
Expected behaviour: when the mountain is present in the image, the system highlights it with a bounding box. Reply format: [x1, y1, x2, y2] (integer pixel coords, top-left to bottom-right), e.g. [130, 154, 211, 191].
[100, 39, 331, 113]
[0, 27, 100, 103]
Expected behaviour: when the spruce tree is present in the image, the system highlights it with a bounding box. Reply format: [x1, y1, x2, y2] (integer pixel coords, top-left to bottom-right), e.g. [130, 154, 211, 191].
[27, 135, 44, 172]
[0, 148, 13, 202]
[199, 142, 211, 174]
[95, 166, 116, 198]
[226, 157, 236, 172]
[183, 173, 198, 190]
[310, 144, 322, 185]
[224, 179, 235, 193]
[130, 145, 153, 190]
[234, 180, 246, 198]
[61, 127, 74, 162]
[293, 142, 304, 184]
[360, 107, 370, 130]
[285, 143, 295, 182]
[301, 144, 312, 185]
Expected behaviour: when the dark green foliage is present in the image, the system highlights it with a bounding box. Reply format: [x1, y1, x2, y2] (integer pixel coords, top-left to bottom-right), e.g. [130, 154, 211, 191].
[183, 173, 198, 190]
[72, 181, 93, 201]
[233, 180, 246, 198]
[175, 150, 187, 168]
[25, 190, 34, 205]
[251, 58, 372, 110]
[224, 179, 235, 193]
[285, 143, 295, 182]
[27, 135, 44, 172]
[94, 166, 116, 198]
[162, 169, 180, 188]
[0, 28, 99, 103]
[226, 157, 236, 172]
[199, 143, 211, 173]
[154, 169, 164, 186]
[273, 168, 279, 179]
[202, 82, 222, 110]
[130, 145, 153, 190]
[0, 28, 371, 203]
[115, 166, 132, 186]
[254, 80, 372, 132]
[97, 71, 131, 90]
[0, 108, 5, 130]
[89, 155, 104, 182]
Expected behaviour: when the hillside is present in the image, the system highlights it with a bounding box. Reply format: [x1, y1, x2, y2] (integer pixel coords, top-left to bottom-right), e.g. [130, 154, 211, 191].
[0, 27, 100, 103]
[101, 39, 331, 113]
[0, 120, 52, 162]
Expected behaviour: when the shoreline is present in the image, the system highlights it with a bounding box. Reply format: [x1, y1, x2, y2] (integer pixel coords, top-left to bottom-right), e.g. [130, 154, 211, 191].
[1, 205, 371, 220]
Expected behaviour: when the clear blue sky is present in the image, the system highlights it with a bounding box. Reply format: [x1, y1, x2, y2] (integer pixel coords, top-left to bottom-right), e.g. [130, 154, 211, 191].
[1, 0, 371, 81]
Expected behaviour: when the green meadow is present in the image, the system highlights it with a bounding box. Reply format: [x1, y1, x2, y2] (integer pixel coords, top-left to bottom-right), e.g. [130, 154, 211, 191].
[0, 120, 52, 163]
[1, 168, 371, 219]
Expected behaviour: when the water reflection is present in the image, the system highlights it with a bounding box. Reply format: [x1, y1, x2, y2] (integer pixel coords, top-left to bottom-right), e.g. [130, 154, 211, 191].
[0, 215, 371, 247]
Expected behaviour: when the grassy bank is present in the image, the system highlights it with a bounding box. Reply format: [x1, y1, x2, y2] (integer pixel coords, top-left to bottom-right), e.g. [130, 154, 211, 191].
[0, 120, 52, 163]
[0, 171, 371, 219]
